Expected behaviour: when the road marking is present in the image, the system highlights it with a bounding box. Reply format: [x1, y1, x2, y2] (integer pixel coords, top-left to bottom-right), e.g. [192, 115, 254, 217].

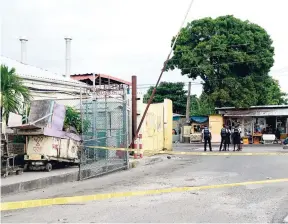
[1, 178, 288, 211]
[86, 146, 288, 156]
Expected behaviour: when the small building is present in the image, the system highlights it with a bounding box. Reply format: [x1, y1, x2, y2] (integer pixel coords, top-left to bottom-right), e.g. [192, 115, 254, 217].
[216, 105, 288, 143]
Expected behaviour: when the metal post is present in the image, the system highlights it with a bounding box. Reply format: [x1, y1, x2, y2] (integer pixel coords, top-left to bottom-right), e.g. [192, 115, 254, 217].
[104, 84, 108, 166]
[122, 85, 129, 168]
[186, 82, 191, 124]
[92, 73, 97, 161]
[79, 87, 83, 181]
[131, 76, 137, 154]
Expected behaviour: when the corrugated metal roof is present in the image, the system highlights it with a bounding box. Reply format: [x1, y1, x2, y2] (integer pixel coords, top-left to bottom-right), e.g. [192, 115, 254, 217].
[1, 56, 86, 86]
[219, 108, 288, 117]
[71, 73, 131, 86]
[216, 105, 288, 110]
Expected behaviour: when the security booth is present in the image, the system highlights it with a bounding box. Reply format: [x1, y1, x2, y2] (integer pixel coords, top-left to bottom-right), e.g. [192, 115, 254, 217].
[216, 105, 288, 144]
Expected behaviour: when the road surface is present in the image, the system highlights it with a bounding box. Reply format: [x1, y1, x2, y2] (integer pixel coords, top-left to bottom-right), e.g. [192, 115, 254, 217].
[1, 145, 288, 223]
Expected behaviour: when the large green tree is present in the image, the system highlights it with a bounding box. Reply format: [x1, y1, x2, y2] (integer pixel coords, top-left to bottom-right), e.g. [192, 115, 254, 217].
[1, 65, 31, 124]
[143, 82, 187, 114]
[167, 15, 286, 107]
[190, 93, 215, 116]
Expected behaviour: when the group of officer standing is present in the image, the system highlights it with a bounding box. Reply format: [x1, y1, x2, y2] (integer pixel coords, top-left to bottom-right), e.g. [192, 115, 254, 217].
[201, 124, 242, 152]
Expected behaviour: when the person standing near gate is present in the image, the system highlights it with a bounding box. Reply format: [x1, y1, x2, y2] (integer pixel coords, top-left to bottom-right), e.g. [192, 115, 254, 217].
[233, 125, 241, 151]
[226, 127, 231, 151]
[202, 125, 212, 151]
[219, 124, 227, 151]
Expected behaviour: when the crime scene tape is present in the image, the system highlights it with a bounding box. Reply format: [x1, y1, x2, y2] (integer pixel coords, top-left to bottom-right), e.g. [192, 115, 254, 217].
[86, 146, 288, 156]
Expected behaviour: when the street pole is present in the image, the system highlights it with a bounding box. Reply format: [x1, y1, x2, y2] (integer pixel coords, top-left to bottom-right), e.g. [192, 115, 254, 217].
[131, 76, 137, 154]
[186, 82, 191, 124]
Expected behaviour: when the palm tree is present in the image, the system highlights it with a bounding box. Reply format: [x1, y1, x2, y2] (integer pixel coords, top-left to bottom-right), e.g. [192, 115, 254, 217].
[1, 65, 31, 125]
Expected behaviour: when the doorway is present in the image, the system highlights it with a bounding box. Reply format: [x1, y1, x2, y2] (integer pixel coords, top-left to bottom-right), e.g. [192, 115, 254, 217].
[265, 117, 276, 134]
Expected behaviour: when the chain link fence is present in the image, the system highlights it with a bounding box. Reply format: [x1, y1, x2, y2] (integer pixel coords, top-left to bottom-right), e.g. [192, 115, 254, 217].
[78, 86, 129, 180]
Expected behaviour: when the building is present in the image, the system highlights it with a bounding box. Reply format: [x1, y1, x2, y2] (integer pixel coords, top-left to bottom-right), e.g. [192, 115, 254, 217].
[1, 56, 87, 102]
[173, 113, 185, 132]
[216, 105, 288, 143]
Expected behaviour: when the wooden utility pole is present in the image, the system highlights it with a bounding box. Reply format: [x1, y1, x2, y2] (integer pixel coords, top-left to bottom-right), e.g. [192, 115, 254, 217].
[185, 82, 191, 123]
[131, 76, 137, 149]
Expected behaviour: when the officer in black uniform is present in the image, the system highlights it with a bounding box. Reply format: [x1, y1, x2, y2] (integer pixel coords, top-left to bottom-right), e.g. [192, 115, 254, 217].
[233, 125, 241, 151]
[219, 124, 227, 151]
[202, 125, 212, 151]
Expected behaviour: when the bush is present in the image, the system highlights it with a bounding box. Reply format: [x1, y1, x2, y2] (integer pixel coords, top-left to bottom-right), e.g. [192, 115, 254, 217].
[64, 106, 90, 134]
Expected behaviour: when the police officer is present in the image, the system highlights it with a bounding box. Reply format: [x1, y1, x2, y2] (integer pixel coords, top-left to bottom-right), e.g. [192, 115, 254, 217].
[233, 125, 241, 151]
[202, 125, 212, 151]
[219, 124, 227, 151]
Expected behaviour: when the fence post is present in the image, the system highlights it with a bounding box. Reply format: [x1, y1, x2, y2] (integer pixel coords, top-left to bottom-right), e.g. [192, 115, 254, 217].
[79, 87, 83, 181]
[123, 85, 129, 168]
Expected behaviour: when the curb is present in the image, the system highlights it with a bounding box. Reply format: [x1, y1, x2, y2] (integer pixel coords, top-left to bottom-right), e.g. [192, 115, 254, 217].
[1, 164, 127, 196]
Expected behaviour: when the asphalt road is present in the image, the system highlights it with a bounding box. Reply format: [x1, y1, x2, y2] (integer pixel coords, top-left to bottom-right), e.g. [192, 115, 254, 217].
[1, 145, 288, 223]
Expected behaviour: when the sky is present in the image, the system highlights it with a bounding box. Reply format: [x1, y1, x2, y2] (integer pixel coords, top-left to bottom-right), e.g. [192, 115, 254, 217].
[1, 0, 288, 96]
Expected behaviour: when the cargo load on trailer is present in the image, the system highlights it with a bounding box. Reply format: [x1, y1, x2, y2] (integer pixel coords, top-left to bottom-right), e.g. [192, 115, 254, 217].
[9, 99, 85, 172]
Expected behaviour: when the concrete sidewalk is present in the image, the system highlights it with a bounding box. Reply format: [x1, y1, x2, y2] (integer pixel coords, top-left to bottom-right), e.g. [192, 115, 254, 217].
[0, 156, 161, 196]
[1, 160, 129, 196]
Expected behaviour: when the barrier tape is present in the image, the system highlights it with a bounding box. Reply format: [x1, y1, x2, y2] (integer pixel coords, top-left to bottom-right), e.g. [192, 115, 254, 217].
[2, 178, 288, 211]
[86, 146, 288, 156]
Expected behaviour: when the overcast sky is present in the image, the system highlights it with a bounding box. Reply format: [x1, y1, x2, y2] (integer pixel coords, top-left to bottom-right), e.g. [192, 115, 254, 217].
[1, 0, 288, 95]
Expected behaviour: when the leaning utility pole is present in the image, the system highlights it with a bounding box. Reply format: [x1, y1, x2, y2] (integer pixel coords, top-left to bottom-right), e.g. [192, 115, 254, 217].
[130, 0, 195, 148]
[185, 82, 191, 124]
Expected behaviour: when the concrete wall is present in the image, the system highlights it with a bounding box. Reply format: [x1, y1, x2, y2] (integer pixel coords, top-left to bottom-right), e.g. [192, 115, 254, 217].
[137, 96, 173, 155]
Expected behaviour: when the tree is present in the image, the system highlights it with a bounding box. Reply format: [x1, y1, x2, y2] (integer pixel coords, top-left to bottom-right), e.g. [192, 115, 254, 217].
[190, 94, 215, 116]
[1, 65, 31, 124]
[143, 82, 187, 114]
[167, 15, 286, 107]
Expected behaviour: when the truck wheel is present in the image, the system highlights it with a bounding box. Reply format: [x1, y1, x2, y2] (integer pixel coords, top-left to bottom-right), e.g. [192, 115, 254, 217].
[16, 170, 23, 175]
[24, 164, 29, 171]
[45, 163, 52, 172]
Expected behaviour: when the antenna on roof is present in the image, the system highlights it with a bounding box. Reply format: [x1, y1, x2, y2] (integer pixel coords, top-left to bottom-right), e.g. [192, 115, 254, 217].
[19, 36, 28, 64]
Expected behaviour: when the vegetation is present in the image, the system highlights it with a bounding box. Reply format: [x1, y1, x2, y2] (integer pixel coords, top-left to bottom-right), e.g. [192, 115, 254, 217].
[64, 106, 90, 134]
[166, 15, 286, 108]
[144, 82, 187, 114]
[144, 82, 215, 115]
[1, 65, 31, 124]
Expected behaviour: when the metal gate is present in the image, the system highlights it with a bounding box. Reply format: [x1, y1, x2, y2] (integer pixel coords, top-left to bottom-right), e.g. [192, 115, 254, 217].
[79, 85, 129, 180]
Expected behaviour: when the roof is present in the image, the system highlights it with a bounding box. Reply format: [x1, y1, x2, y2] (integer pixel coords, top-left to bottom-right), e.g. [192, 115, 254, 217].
[1, 56, 86, 87]
[173, 113, 185, 117]
[216, 105, 288, 111]
[71, 73, 131, 86]
[216, 106, 288, 117]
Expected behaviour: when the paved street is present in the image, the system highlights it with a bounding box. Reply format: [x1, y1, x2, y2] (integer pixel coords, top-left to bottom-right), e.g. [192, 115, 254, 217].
[1, 145, 288, 223]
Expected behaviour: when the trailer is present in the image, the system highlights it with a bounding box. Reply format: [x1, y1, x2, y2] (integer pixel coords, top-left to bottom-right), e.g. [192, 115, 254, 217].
[24, 135, 80, 171]
[9, 99, 83, 172]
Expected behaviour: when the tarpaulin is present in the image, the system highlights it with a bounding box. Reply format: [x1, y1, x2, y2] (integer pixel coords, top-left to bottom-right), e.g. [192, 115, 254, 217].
[190, 116, 208, 123]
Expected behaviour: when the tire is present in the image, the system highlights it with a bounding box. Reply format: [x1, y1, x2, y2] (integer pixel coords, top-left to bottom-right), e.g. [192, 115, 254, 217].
[23, 164, 29, 171]
[45, 163, 52, 172]
[16, 170, 22, 175]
